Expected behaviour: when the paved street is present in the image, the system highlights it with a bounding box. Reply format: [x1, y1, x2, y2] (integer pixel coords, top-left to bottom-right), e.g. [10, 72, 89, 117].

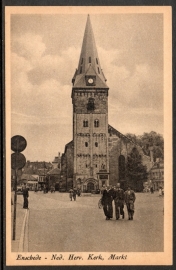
[27, 191, 164, 252]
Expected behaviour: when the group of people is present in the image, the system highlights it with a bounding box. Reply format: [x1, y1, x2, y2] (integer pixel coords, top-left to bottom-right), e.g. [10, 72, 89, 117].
[101, 183, 136, 221]
[69, 187, 81, 201]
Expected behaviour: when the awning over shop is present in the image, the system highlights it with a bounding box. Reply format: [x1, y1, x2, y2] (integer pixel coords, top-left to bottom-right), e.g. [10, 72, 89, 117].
[27, 180, 38, 184]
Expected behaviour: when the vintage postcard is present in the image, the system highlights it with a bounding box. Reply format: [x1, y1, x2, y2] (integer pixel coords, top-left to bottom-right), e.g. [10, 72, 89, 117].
[5, 6, 172, 266]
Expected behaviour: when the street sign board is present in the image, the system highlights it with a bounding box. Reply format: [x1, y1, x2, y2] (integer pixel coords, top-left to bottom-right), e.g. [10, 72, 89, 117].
[11, 152, 26, 170]
[11, 135, 27, 152]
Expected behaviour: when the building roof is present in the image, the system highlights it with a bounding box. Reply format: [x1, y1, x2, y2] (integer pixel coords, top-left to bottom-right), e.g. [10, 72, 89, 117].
[52, 156, 59, 163]
[21, 174, 38, 181]
[47, 168, 61, 175]
[150, 162, 164, 170]
[108, 124, 150, 160]
[72, 15, 108, 89]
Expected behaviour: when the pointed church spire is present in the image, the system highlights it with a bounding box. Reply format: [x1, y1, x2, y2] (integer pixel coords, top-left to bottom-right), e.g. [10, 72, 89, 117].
[72, 15, 108, 88]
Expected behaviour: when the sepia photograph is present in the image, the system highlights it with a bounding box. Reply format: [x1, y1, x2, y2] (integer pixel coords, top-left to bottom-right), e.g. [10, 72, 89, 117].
[5, 6, 172, 266]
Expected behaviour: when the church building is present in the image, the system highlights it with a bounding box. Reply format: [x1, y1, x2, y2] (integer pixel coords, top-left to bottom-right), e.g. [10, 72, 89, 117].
[60, 15, 152, 192]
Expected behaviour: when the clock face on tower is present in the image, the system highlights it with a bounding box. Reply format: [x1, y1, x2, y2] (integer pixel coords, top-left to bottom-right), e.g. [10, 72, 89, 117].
[86, 76, 96, 86]
[88, 78, 93, 84]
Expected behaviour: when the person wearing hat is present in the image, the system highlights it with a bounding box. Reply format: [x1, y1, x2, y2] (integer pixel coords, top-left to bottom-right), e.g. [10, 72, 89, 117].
[101, 186, 114, 220]
[124, 186, 136, 220]
[113, 183, 125, 220]
[22, 183, 29, 209]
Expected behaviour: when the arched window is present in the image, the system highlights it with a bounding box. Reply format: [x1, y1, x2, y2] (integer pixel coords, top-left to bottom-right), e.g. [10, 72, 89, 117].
[85, 142, 88, 147]
[95, 142, 98, 147]
[83, 120, 88, 127]
[119, 155, 125, 180]
[94, 119, 99, 127]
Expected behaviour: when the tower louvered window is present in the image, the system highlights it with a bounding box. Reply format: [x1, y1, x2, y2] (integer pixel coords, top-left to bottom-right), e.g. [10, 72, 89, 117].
[89, 57, 91, 63]
[87, 98, 95, 111]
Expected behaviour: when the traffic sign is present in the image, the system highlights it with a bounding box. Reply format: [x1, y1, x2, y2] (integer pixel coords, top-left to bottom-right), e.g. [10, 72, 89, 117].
[11, 152, 26, 170]
[11, 135, 27, 152]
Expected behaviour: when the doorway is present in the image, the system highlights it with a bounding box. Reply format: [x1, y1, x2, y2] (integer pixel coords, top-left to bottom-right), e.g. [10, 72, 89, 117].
[87, 182, 94, 192]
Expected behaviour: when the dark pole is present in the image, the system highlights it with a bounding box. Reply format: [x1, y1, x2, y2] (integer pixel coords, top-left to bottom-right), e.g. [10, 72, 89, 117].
[12, 138, 19, 240]
[12, 168, 17, 240]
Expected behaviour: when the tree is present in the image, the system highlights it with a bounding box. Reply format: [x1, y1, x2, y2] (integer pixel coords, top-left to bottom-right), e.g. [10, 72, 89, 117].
[126, 147, 148, 192]
[125, 131, 164, 162]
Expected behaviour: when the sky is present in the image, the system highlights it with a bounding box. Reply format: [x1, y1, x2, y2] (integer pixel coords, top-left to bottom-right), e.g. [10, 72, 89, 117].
[10, 13, 164, 162]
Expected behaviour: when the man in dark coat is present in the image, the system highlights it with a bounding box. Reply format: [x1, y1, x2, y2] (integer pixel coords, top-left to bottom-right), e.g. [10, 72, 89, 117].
[113, 183, 125, 220]
[124, 186, 136, 220]
[101, 186, 113, 220]
[22, 183, 29, 209]
[73, 187, 77, 201]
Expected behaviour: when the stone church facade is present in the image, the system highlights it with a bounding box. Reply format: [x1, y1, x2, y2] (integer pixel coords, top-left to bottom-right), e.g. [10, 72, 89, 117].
[60, 15, 152, 192]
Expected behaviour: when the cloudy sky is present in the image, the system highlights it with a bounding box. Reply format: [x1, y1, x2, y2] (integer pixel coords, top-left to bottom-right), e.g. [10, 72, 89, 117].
[10, 13, 164, 162]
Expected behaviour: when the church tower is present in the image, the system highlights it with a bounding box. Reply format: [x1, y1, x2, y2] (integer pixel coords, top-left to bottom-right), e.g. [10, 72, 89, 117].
[71, 15, 109, 192]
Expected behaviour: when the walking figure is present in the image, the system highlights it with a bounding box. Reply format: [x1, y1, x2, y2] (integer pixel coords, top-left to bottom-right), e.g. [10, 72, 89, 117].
[101, 186, 114, 220]
[69, 188, 74, 201]
[22, 183, 29, 209]
[114, 183, 125, 220]
[124, 186, 136, 220]
[73, 187, 77, 201]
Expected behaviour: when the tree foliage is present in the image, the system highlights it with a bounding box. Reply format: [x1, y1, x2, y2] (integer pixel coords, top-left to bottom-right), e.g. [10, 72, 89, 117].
[125, 131, 164, 162]
[125, 147, 148, 191]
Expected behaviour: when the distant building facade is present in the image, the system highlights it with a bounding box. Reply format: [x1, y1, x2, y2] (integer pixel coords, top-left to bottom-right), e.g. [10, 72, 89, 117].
[149, 160, 164, 190]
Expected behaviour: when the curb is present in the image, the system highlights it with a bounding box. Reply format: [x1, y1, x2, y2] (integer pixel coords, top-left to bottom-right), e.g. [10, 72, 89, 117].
[18, 209, 29, 252]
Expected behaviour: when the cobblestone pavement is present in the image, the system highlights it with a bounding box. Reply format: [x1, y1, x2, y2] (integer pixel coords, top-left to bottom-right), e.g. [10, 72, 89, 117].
[28, 191, 164, 252]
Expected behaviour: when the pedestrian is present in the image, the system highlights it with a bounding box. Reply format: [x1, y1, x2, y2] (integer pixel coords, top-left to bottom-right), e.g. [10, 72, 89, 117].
[100, 184, 106, 194]
[73, 187, 77, 201]
[159, 187, 162, 196]
[34, 184, 38, 192]
[124, 186, 136, 220]
[22, 183, 29, 209]
[150, 186, 154, 194]
[69, 188, 74, 201]
[113, 183, 125, 220]
[77, 188, 81, 197]
[101, 186, 113, 220]
[43, 184, 46, 194]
